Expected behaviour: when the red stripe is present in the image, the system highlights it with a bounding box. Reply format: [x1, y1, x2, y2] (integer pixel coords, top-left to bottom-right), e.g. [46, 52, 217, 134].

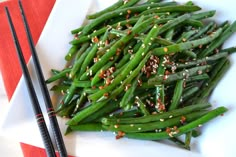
[20, 143, 74, 157]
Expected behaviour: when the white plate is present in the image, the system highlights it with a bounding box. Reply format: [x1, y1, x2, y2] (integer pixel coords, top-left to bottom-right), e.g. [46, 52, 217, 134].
[1, 0, 236, 157]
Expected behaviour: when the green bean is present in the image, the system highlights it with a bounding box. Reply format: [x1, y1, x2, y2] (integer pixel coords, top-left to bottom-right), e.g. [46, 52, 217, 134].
[73, 80, 92, 88]
[69, 123, 104, 131]
[69, 46, 92, 79]
[176, 29, 198, 43]
[99, 51, 152, 102]
[120, 75, 140, 109]
[80, 101, 120, 123]
[189, 21, 215, 40]
[186, 74, 209, 83]
[220, 46, 236, 54]
[152, 28, 222, 56]
[48, 0, 232, 148]
[191, 10, 216, 20]
[104, 111, 207, 133]
[96, 40, 117, 57]
[65, 45, 79, 61]
[58, 96, 79, 117]
[182, 86, 199, 101]
[78, 31, 110, 78]
[46, 68, 71, 84]
[158, 14, 191, 35]
[67, 100, 109, 125]
[71, 26, 84, 34]
[51, 69, 60, 75]
[125, 106, 228, 140]
[101, 103, 211, 125]
[86, 0, 126, 19]
[184, 131, 192, 150]
[192, 129, 201, 137]
[88, 24, 160, 101]
[156, 57, 165, 106]
[135, 96, 150, 116]
[80, 18, 156, 81]
[139, 5, 200, 17]
[119, 0, 140, 9]
[50, 85, 69, 93]
[82, 2, 179, 35]
[146, 0, 162, 3]
[83, 88, 100, 94]
[148, 65, 211, 86]
[111, 109, 142, 118]
[74, 42, 90, 60]
[166, 52, 228, 69]
[165, 28, 175, 41]
[198, 59, 230, 100]
[91, 55, 118, 86]
[168, 80, 184, 111]
[110, 28, 173, 46]
[198, 21, 236, 58]
[169, 137, 189, 150]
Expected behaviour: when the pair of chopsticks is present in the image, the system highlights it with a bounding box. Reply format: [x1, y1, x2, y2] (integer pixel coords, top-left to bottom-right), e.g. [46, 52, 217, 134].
[5, 1, 68, 157]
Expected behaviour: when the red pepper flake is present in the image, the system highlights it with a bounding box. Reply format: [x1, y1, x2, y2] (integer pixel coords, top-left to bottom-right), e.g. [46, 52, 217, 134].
[164, 70, 171, 75]
[180, 116, 186, 124]
[92, 86, 96, 89]
[125, 23, 132, 28]
[116, 48, 122, 56]
[163, 75, 168, 80]
[127, 9, 132, 14]
[116, 131, 125, 140]
[138, 79, 142, 86]
[215, 48, 220, 54]
[105, 40, 110, 46]
[92, 36, 99, 43]
[126, 14, 130, 19]
[104, 93, 109, 98]
[157, 99, 166, 112]
[99, 86, 104, 90]
[199, 44, 203, 49]
[74, 34, 79, 40]
[127, 29, 132, 35]
[154, 15, 159, 19]
[105, 78, 111, 86]
[98, 70, 105, 78]
[93, 57, 99, 63]
[166, 127, 171, 133]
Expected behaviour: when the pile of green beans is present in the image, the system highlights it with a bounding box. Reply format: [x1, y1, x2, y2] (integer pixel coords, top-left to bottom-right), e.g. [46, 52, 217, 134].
[47, 0, 236, 150]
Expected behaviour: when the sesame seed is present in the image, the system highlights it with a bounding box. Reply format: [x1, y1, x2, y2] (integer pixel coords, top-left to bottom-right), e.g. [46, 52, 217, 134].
[119, 12, 123, 15]
[138, 128, 142, 130]
[163, 47, 168, 52]
[160, 119, 164, 122]
[130, 124, 134, 127]
[142, 44, 146, 48]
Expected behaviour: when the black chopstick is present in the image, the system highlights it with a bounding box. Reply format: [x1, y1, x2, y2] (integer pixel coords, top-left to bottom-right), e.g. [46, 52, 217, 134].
[4, 7, 57, 157]
[18, 0, 68, 157]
